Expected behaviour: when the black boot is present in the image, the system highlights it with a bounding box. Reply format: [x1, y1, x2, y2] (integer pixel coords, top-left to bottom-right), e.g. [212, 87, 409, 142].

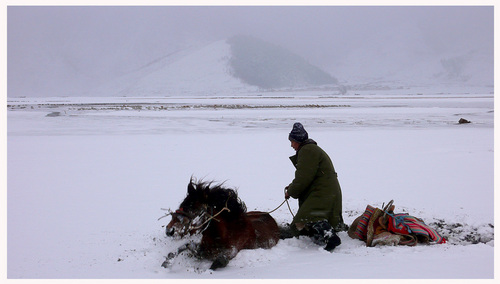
[278, 223, 295, 239]
[311, 220, 341, 252]
[324, 233, 341, 252]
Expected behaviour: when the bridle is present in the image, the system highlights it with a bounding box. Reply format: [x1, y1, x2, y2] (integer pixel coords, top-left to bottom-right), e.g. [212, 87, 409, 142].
[172, 207, 210, 235]
[162, 194, 233, 237]
[172, 208, 197, 220]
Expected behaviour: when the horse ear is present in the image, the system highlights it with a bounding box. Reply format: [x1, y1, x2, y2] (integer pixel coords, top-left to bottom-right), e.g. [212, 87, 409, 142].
[188, 180, 196, 195]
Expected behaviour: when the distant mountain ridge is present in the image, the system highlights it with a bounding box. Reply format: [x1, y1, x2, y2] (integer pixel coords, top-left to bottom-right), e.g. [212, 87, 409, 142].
[228, 35, 337, 89]
[89, 36, 337, 96]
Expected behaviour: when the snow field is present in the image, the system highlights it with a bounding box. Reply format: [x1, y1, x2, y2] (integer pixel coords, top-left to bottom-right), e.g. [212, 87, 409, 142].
[7, 92, 494, 278]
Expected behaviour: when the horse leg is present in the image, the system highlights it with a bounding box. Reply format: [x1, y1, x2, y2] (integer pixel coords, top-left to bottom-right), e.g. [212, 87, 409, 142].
[208, 247, 239, 270]
[210, 255, 230, 270]
[161, 242, 199, 268]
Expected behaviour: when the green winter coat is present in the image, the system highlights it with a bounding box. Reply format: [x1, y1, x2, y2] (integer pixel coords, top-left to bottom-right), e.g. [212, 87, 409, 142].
[287, 139, 343, 235]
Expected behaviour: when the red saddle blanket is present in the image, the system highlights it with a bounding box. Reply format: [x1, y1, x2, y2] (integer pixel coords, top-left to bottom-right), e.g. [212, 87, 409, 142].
[352, 205, 446, 245]
[386, 213, 446, 244]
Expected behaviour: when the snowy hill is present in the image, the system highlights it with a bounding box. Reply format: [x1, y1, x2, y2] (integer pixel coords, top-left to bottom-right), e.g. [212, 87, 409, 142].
[228, 35, 337, 89]
[89, 37, 338, 97]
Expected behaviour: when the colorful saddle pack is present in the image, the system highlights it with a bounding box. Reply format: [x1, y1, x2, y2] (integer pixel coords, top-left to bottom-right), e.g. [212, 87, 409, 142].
[348, 200, 446, 247]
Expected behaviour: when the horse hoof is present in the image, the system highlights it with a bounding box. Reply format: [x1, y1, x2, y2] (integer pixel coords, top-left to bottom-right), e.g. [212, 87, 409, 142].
[210, 256, 229, 270]
[161, 256, 175, 268]
[161, 260, 171, 268]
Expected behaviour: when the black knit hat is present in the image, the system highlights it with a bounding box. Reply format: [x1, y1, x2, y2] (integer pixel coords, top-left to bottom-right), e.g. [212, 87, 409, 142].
[289, 122, 308, 143]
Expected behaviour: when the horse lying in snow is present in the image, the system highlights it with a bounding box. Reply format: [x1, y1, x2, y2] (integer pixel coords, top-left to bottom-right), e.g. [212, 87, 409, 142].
[162, 179, 280, 270]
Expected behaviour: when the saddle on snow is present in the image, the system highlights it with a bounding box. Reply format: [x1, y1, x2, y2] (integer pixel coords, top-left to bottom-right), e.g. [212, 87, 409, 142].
[348, 200, 446, 247]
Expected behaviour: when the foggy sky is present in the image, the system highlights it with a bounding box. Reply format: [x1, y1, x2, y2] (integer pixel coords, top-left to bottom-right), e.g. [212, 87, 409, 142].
[7, 5, 494, 97]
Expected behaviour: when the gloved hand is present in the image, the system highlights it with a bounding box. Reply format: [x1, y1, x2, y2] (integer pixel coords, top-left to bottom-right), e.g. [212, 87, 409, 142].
[284, 186, 290, 199]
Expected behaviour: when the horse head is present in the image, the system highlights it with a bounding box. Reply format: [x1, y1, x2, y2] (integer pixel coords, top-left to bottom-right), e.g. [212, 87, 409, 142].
[166, 178, 246, 238]
[165, 208, 204, 237]
[165, 179, 213, 238]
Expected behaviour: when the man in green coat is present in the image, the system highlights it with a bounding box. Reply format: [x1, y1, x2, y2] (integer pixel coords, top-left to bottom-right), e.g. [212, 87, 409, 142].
[284, 122, 344, 251]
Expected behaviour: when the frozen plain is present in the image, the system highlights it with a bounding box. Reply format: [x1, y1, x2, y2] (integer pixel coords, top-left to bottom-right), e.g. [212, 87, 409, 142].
[6, 86, 495, 279]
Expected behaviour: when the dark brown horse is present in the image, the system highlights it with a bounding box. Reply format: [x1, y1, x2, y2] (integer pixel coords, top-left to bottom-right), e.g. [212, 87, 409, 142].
[162, 179, 280, 270]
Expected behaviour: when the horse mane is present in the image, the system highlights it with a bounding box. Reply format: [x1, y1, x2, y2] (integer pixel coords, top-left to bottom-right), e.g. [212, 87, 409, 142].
[181, 179, 247, 219]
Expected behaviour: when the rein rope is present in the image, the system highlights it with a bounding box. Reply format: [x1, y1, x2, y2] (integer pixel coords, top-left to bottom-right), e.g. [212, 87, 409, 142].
[266, 198, 295, 218]
[265, 187, 295, 218]
[158, 188, 296, 225]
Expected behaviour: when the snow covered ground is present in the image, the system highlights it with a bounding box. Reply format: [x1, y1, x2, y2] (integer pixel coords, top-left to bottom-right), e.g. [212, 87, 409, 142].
[6, 86, 495, 279]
